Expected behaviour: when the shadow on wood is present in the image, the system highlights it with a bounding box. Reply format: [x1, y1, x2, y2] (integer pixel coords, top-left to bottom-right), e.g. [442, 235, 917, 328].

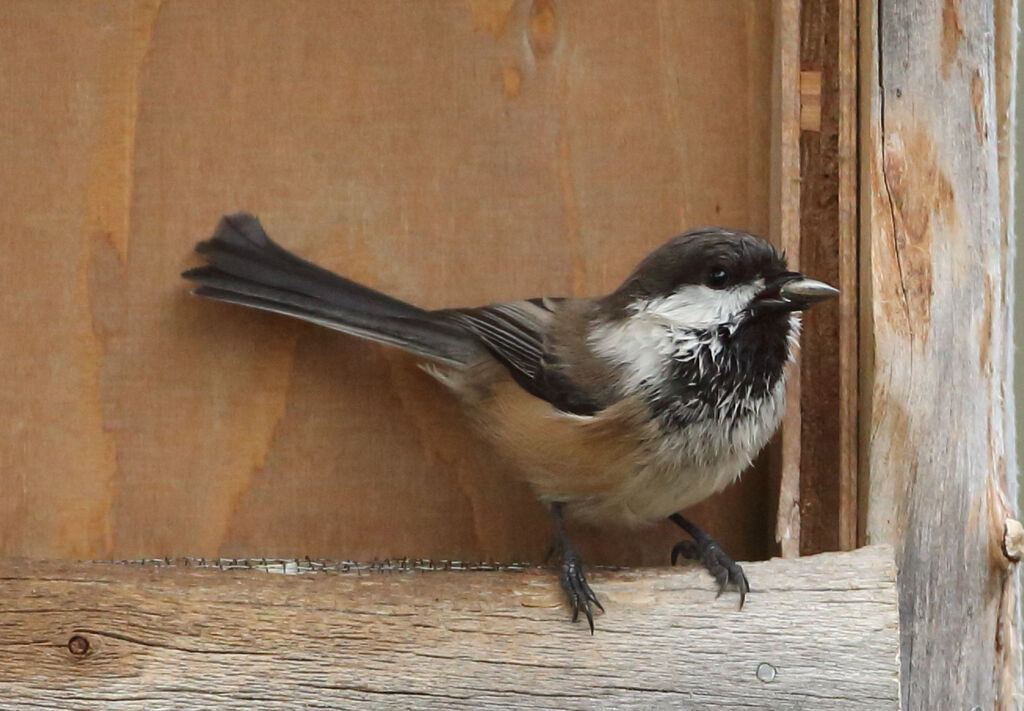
[0, 546, 899, 710]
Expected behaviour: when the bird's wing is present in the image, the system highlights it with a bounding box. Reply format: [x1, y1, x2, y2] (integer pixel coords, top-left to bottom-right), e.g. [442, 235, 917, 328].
[439, 298, 557, 379]
[435, 298, 604, 416]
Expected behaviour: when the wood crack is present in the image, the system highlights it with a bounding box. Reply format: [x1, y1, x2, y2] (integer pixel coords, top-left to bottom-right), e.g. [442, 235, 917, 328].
[875, 0, 914, 349]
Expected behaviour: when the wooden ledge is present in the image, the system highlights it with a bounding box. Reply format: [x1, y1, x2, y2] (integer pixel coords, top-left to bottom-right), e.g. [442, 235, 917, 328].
[0, 545, 899, 709]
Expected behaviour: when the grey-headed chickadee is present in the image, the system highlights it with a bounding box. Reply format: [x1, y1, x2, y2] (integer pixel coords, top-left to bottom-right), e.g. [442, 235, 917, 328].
[183, 214, 837, 631]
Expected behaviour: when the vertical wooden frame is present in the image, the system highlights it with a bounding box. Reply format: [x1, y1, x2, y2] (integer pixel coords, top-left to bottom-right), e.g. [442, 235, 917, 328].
[775, 0, 860, 558]
[794, 0, 861, 556]
[836, 0, 859, 553]
[860, 0, 1021, 707]
[772, 0, 804, 559]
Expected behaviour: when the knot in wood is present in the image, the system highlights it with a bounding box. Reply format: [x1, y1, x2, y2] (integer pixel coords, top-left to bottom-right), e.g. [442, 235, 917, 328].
[1003, 518, 1024, 562]
[67, 635, 90, 656]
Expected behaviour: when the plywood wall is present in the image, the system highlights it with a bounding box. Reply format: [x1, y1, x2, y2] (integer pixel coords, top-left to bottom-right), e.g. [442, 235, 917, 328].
[0, 1, 777, 564]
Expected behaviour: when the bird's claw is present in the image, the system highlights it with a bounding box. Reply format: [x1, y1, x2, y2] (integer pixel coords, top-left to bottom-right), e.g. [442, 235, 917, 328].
[671, 537, 750, 609]
[560, 550, 603, 633]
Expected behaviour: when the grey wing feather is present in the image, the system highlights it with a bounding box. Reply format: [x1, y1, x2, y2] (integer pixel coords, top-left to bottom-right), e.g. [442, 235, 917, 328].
[438, 298, 560, 381]
[435, 297, 603, 416]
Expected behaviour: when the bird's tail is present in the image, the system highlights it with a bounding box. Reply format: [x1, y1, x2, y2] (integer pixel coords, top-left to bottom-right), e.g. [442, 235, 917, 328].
[182, 213, 482, 366]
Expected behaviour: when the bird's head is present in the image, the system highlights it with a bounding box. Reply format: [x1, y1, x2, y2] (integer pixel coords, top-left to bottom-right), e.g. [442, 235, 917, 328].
[600, 227, 838, 333]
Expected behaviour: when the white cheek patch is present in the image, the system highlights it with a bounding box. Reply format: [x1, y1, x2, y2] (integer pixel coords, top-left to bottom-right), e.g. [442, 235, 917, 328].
[640, 281, 765, 330]
[589, 280, 767, 393]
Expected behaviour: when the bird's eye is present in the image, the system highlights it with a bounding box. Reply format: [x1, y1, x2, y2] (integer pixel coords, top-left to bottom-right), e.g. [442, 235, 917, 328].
[707, 267, 728, 289]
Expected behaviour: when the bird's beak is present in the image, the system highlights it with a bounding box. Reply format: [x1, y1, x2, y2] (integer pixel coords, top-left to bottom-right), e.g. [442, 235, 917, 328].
[753, 275, 839, 312]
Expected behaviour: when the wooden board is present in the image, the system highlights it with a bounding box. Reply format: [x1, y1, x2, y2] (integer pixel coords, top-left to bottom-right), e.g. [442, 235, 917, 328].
[861, 0, 1021, 707]
[0, 546, 899, 709]
[0, 1, 784, 565]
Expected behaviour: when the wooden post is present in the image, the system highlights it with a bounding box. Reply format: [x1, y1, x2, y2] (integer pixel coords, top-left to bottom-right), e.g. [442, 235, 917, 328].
[861, 1, 1022, 708]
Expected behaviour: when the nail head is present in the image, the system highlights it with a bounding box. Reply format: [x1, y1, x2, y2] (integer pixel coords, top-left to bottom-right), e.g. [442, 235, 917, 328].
[756, 662, 777, 683]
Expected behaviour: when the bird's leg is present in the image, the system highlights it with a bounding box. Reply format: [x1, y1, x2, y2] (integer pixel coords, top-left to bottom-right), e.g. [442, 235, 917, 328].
[669, 513, 750, 608]
[549, 502, 603, 632]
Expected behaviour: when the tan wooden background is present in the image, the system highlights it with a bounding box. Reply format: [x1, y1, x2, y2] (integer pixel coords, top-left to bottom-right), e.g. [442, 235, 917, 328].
[0, 1, 780, 565]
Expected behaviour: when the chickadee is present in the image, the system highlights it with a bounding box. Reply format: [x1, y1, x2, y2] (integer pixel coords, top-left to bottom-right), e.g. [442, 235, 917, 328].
[183, 214, 837, 631]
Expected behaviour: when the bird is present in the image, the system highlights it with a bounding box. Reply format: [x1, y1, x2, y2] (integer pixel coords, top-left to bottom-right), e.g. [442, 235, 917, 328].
[182, 213, 838, 632]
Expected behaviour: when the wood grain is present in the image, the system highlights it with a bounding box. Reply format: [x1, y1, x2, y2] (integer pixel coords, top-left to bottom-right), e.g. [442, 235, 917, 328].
[0, 1, 782, 565]
[862, 0, 1021, 708]
[0, 546, 899, 710]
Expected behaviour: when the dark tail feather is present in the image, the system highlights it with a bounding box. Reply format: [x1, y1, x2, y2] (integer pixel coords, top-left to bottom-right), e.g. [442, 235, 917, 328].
[182, 213, 481, 366]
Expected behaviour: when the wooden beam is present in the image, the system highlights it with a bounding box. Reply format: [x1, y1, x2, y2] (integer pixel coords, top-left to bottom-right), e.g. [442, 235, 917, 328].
[0, 547, 899, 709]
[861, 0, 1021, 708]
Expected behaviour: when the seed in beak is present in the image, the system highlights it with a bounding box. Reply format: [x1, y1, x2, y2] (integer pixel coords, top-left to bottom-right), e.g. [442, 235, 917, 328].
[779, 278, 839, 303]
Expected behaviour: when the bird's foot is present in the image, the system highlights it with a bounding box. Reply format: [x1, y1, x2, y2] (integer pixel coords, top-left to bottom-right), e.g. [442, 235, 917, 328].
[559, 546, 604, 633]
[671, 536, 750, 609]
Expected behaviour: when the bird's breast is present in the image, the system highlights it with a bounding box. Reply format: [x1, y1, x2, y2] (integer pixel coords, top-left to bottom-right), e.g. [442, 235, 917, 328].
[586, 371, 789, 526]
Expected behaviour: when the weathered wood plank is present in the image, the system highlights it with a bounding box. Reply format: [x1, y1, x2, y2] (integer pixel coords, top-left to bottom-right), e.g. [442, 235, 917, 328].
[862, 0, 1021, 708]
[0, 547, 899, 710]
